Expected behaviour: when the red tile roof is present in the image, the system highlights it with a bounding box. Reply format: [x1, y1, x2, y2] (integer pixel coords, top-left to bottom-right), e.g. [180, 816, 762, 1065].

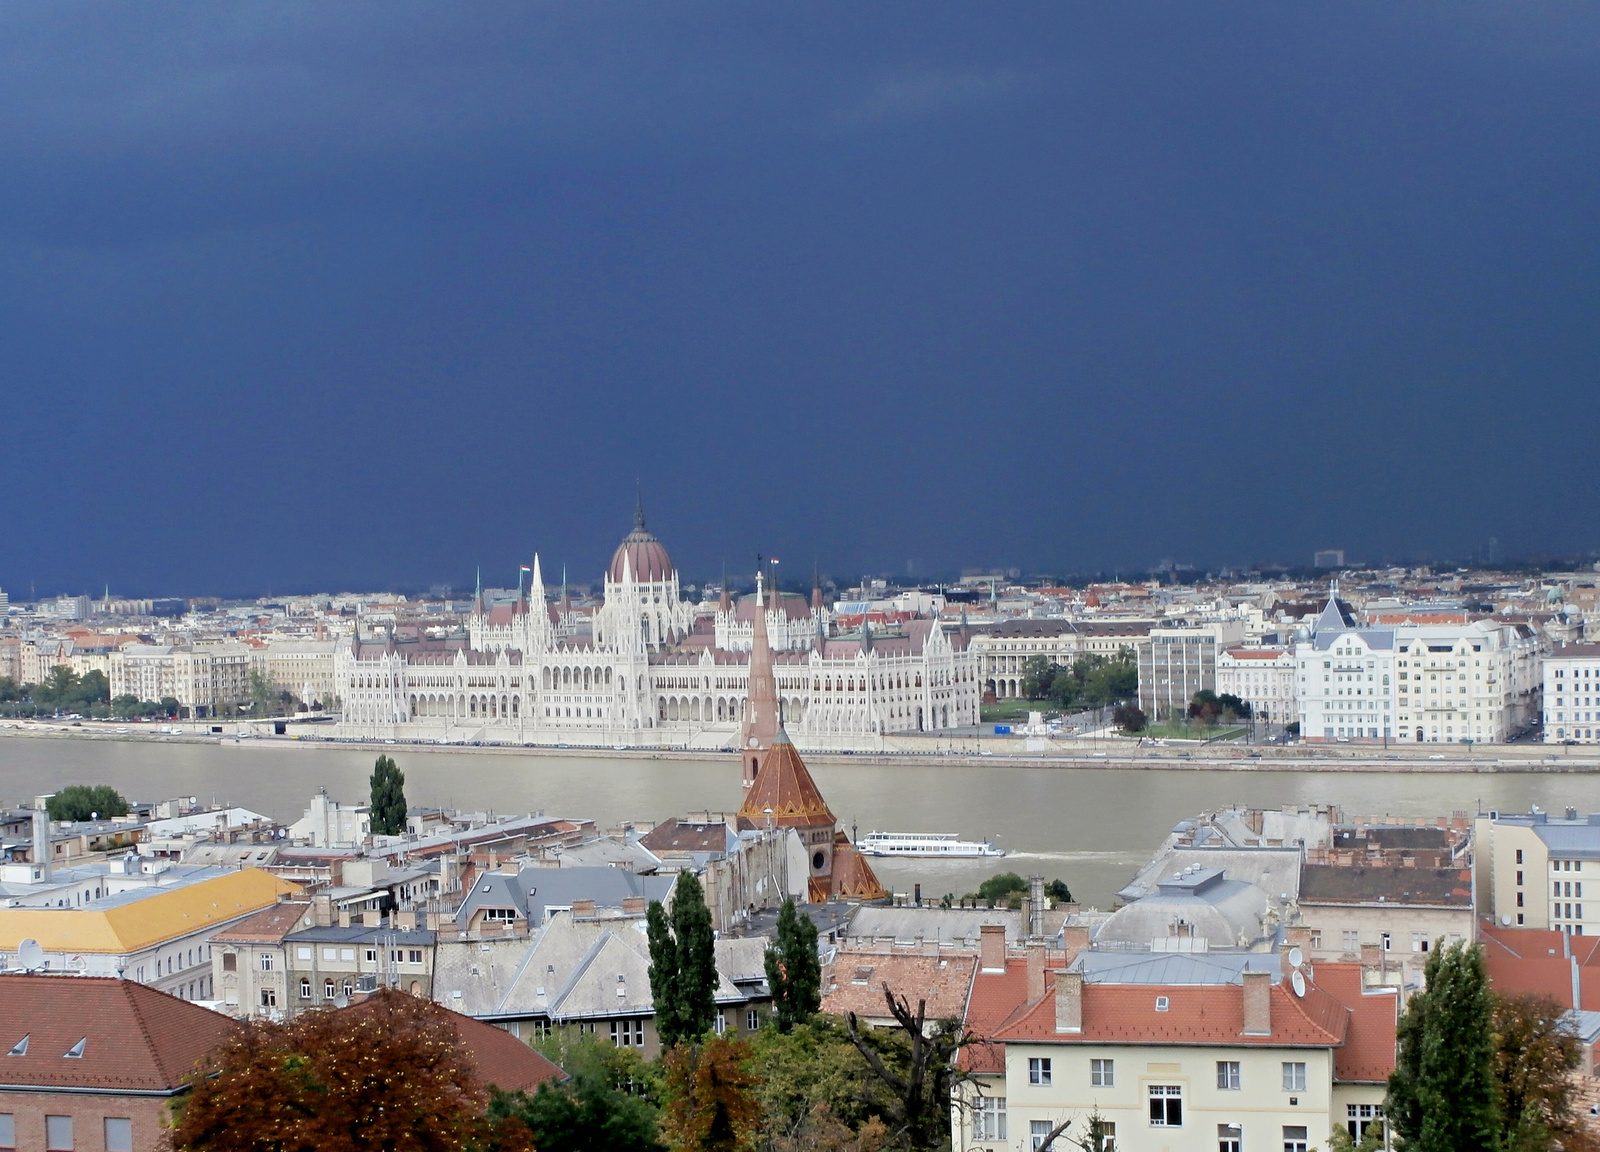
[0, 974, 237, 1094]
[211, 900, 312, 944]
[960, 956, 1033, 1074]
[1315, 963, 1398, 1083]
[1479, 919, 1600, 1010]
[822, 951, 977, 1022]
[448, 1009, 565, 1093]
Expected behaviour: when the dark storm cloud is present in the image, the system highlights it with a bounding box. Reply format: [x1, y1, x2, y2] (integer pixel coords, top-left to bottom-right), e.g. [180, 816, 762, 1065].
[2, 3, 1598, 596]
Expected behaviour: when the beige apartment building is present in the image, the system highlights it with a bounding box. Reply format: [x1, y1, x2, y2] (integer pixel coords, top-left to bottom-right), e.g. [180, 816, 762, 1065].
[109, 642, 252, 715]
[258, 638, 339, 707]
[1476, 807, 1600, 933]
[969, 619, 1151, 700]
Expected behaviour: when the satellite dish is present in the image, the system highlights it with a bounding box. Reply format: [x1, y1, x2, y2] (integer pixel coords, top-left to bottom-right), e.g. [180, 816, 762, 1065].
[1288, 946, 1304, 969]
[1291, 969, 1306, 998]
[18, 939, 44, 972]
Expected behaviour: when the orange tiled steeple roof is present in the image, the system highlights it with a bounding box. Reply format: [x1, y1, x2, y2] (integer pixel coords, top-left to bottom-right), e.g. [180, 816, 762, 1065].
[737, 728, 835, 830]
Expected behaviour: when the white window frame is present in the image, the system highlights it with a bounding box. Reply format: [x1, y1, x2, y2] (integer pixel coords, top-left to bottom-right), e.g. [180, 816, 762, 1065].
[1091, 1057, 1114, 1087]
[1216, 1060, 1241, 1090]
[973, 1096, 1007, 1142]
[1028, 1057, 1053, 1086]
[1282, 1061, 1308, 1092]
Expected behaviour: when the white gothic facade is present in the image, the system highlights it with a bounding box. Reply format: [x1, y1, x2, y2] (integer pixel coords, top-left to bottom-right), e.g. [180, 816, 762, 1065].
[336, 510, 981, 749]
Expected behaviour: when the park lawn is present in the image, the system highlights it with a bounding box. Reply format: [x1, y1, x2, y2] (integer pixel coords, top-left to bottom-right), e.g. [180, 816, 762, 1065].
[981, 701, 1052, 722]
[1137, 723, 1248, 742]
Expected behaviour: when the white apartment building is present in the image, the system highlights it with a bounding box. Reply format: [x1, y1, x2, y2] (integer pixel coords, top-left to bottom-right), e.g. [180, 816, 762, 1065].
[109, 642, 253, 716]
[1474, 808, 1600, 933]
[1295, 595, 1542, 744]
[1543, 642, 1600, 743]
[1216, 647, 1298, 726]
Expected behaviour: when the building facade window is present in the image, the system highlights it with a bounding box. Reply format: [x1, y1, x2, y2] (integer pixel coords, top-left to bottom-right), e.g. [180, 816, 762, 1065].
[1347, 1103, 1384, 1141]
[1030, 1120, 1053, 1151]
[1282, 1062, 1308, 1092]
[1218, 1124, 1242, 1152]
[1029, 1057, 1052, 1086]
[0, 1113, 13, 1152]
[1148, 1085, 1183, 1126]
[45, 1115, 73, 1152]
[610, 1018, 645, 1048]
[260, 988, 277, 1008]
[103, 1119, 133, 1152]
[1216, 1060, 1241, 1090]
[1091, 1058, 1114, 1087]
[300, 979, 312, 999]
[973, 1096, 1006, 1142]
[1283, 1125, 1310, 1152]
[746, 1008, 760, 1031]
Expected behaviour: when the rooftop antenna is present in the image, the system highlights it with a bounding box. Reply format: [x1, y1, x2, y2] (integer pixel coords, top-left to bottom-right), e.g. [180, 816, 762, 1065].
[18, 938, 44, 973]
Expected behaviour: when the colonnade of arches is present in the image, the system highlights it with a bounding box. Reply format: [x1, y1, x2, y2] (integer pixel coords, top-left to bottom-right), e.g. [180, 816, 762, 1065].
[406, 692, 519, 720]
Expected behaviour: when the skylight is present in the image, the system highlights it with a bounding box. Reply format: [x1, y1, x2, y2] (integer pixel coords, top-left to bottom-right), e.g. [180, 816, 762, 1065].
[6, 1035, 27, 1056]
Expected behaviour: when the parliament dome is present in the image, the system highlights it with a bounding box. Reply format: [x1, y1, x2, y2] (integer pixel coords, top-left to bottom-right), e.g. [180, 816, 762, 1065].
[609, 503, 675, 583]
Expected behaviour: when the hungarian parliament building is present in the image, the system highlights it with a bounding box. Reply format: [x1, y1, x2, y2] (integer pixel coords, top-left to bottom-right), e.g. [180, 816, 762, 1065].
[336, 509, 981, 749]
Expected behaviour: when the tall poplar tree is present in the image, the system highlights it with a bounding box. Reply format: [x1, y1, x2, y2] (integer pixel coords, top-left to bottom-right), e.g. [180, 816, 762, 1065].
[369, 755, 407, 836]
[1387, 940, 1501, 1152]
[648, 870, 719, 1048]
[764, 897, 820, 1033]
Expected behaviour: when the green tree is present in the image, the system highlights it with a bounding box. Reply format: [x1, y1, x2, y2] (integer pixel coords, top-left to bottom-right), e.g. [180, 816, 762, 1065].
[648, 871, 719, 1048]
[77, 669, 111, 707]
[1493, 991, 1581, 1152]
[975, 872, 1026, 906]
[491, 1033, 662, 1152]
[765, 898, 821, 1034]
[35, 665, 81, 709]
[369, 754, 407, 836]
[1019, 656, 1056, 701]
[247, 669, 280, 715]
[1044, 879, 1073, 904]
[661, 1036, 760, 1152]
[750, 1017, 897, 1148]
[0, 676, 21, 702]
[1387, 940, 1500, 1152]
[47, 784, 130, 822]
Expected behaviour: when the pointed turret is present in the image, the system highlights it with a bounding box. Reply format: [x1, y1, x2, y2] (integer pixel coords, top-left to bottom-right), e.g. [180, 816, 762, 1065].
[811, 565, 823, 613]
[739, 570, 780, 786]
[473, 567, 484, 616]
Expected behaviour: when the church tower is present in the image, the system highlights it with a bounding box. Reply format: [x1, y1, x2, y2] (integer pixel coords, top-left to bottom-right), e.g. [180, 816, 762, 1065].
[739, 571, 780, 786]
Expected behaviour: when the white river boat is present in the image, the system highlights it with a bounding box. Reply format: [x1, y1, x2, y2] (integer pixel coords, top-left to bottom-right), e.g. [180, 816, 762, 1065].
[855, 831, 1005, 858]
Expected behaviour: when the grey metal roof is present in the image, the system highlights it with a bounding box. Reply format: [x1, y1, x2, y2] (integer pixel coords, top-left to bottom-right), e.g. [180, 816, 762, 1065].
[1073, 949, 1281, 986]
[456, 866, 676, 925]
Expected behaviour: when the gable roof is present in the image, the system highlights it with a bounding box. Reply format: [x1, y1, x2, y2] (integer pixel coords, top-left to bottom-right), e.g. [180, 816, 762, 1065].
[0, 974, 237, 1094]
[448, 1007, 565, 1093]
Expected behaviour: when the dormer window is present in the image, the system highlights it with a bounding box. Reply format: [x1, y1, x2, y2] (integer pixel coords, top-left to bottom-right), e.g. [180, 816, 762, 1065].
[7, 1035, 27, 1056]
[64, 1038, 86, 1059]
[1155, 996, 1170, 1012]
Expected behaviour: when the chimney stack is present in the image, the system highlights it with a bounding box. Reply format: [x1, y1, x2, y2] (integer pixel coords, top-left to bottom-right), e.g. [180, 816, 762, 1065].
[1242, 970, 1272, 1035]
[1054, 971, 1083, 1033]
[622, 896, 647, 916]
[1026, 942, 1046, 1004]
[979, 923, 1006, 973]
[1029, 874, 1046, 937]
[31, 806, 52, 882]
[571, 899, 596, 919]
[313, 894, 334, 928]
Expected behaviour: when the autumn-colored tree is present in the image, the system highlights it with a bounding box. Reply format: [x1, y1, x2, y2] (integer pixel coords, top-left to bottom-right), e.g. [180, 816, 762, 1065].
[168, 989, 534, 1152]
[661, 1036, 761, 1152]
[1493, 991, 1582, 1152]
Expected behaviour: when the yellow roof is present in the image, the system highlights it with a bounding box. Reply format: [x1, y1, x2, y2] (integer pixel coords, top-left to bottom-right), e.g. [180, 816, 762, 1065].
[0, 868, 300, 954]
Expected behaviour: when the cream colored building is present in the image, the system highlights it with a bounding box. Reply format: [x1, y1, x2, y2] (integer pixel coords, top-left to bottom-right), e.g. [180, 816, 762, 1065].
[969, 620, 1151, 701]
[258, 638, 339, 707]
[1475, 808, 1600, 933]
[1216, 647, 1298, 726]
[1543, 642, 1600, 744]
[109, 641, 253, 716]
[960, 952, 1396, 1152]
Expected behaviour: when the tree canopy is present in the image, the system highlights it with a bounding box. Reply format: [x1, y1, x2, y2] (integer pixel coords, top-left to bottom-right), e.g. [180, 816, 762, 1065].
[765, 897, 821, 1034]
[648, 870, 719, 1048]
[1387, 941, 1501, 1152]
[369, 754, 407, 836]
[46, 784, 130, 822]
[170, 989, 533, 1152]
[491, 1033, 662, 1152]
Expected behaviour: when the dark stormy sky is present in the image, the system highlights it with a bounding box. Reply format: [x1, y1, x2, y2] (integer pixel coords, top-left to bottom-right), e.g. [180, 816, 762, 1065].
[3, 3, 1599, 597]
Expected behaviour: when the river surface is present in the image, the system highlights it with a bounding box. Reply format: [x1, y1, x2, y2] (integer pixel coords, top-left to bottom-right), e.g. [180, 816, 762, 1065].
[6, 737, 1600, 908]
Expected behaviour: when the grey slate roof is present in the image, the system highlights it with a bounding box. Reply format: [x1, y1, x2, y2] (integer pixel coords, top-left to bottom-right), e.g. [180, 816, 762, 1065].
[1072, 949, 1282, 985]
[456, 865, 676, 925]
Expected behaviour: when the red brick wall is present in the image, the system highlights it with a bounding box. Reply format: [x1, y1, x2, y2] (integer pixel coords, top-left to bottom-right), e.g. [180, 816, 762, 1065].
[0, 1091, 172, 1152]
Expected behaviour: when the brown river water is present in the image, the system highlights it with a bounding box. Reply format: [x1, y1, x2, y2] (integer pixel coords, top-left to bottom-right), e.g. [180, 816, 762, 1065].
[5, 735, 1599, 908]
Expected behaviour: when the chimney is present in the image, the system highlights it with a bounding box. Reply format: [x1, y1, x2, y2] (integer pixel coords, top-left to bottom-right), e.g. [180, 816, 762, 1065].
[1286, 925, 1312, 952]
[1054, 970, 1083, 1033]
[362, 909, 382, 928]
[338, 907, 352, 929]
[571, 899, 596, 919]
[31, 807, 52, 882]
[979, 923, 1006, 973]
[440, 853, 460, 895]
[313, 894, 334, 927]
[1026, 942, 1046, 1004]
[1061, 924, 1092, 963]
[622, 896, 646, 916]
[395, 910, 417, 931]
[1359, 942, 1381, 969]
[1242, 970, 1272, 1035]
[1029, 875, 1046, 937]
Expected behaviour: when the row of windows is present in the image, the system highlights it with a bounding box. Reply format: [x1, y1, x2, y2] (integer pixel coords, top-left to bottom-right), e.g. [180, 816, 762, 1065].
[0, 1113, 132, 1152]
[1027, 1057, 1307, 1092]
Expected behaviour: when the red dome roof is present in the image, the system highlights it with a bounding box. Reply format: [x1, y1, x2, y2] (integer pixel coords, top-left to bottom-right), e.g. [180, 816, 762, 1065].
[609, 504, 675, 583]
